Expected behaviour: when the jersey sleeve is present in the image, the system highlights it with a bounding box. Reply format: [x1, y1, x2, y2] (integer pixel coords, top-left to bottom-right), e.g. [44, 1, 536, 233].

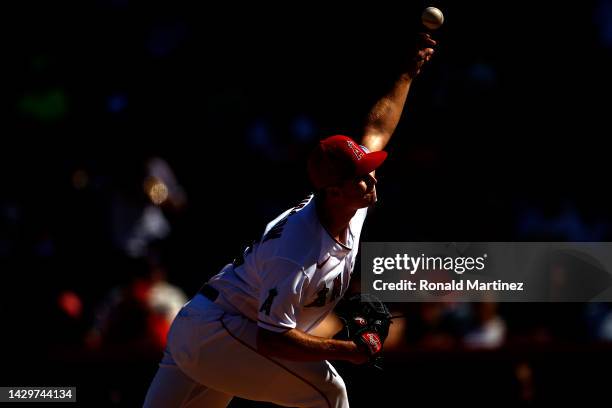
[257, 257, 308, 333]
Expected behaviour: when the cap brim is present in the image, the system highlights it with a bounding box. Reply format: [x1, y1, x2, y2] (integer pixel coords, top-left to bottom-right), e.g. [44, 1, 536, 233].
[355, 150, 387, 176]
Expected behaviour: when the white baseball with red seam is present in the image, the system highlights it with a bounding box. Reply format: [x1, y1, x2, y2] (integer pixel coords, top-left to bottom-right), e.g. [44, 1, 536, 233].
[421, 7, 444, 30]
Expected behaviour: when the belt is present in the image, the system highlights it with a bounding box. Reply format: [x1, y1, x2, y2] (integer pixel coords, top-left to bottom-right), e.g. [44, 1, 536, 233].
[198, 283, 219, 302]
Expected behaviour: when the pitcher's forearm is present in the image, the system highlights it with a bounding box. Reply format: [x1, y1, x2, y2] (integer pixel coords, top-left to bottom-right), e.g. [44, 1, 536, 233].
[361, 33, 436, 152]
[256, 327, 367, 364]
[362, 76, 413, 152]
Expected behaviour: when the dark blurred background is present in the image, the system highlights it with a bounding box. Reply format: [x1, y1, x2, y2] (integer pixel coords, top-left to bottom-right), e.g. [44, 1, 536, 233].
[3, 0, 612, 405]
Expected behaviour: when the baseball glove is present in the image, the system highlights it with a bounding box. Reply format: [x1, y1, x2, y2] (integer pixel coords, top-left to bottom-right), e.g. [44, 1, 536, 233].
[335, 293, 392, 364]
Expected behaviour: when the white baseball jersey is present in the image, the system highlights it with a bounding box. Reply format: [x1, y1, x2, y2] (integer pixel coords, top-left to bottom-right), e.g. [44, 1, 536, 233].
[208, 194, 368, 333]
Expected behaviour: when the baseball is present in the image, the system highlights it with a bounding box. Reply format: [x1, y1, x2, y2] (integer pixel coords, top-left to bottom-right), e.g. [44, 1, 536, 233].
[421, 7, 444, 30]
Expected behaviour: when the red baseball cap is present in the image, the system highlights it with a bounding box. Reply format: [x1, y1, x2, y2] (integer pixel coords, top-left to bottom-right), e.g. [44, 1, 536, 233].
[307, 135, 387, 189]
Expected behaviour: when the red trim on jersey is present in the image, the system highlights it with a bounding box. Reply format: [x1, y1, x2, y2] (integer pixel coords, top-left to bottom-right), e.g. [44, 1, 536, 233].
[220, 314, 332, 408]
[319, 222, 352, 250]
[313, 197, 353, 250]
